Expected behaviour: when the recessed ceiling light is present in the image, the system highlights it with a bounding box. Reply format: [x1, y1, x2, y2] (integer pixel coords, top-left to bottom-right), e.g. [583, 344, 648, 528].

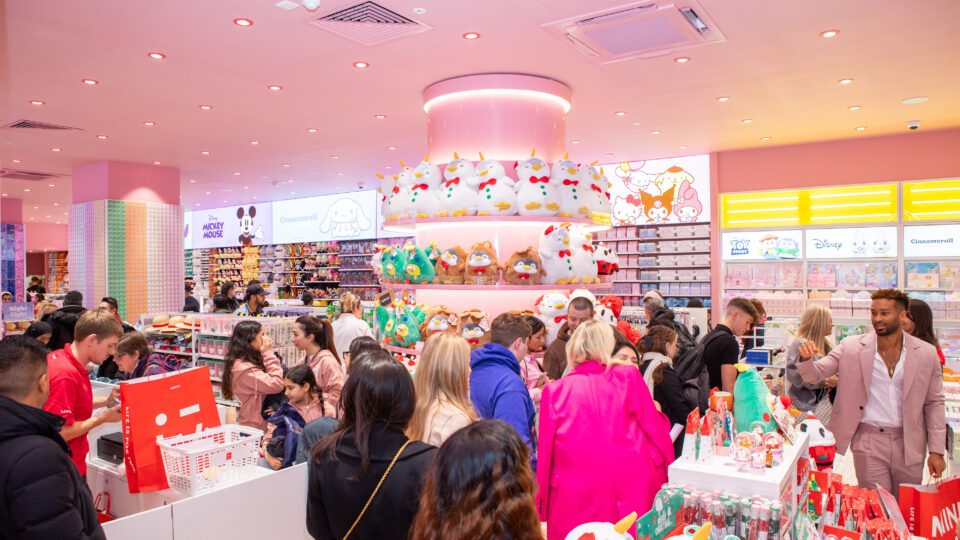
[205, 191, 211, 195]
[330, 155, 340, 159]
[1, 194, 6, 197]
[201, 151, 210, 155]
[855, 126, 867, 131]
[741, 119, 753, 124]
[282, 163, 291, 168]
[674, 57, 690, 63]
[337, 172, 344, 176]
[199, 105, 213, 110]
[195, 203, 200, 207]
[819, 30, 840, 38]
[387, 146, 398, 150]
[571, 140, 581, 145]
[97, 134, 108, 140]
[650, 130, 661, 135]
[154, 161, 162, 166]
[761, 136, 772, 141]
[147, 52, 166, 60]
[901, 96, 930, 105]
[53, 202, 59, 206]
[223, 200, 228, 203]
[462, 32, 481, 40]
[249, 140, 260, 145]
[233, 18, 254, 27]
[413, 7, 426, 14]
[29, 217, 34, 221]
[603, 153, 614, 157]
[23, 189, 30, 192]
[32, 206, 38, 209]
[233, 172, 241, 176]
[838, 78, 854, 85]
[30, 100, 45, 106]
[374, 114, 386, 119]
[678, 145, 688, 150]
[848, 105, 861, 111]
[252, 196, 258, 200]
[290, 191, 296, 195]
[614, 111, 626, 117]
[353, 61, 369, 69]
[48, 183, 54, 187]
[189, 179, 197, 183]
[267, 85, 282, 91]
[717, 96, 730, 103]
[51, 147, 61, 152]
[307, 128, 318, 133]
[80, 79, 99, 86]
[243, 186, 249, 189]
[143, 121, 156, 126]
[12, 159, 21, 163]
[45, 215, 50, 219]
[385, 165, 393, 170]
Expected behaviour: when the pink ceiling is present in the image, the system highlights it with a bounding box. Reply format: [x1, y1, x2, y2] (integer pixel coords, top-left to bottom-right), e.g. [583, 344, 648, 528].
[2, 0, 959, 224]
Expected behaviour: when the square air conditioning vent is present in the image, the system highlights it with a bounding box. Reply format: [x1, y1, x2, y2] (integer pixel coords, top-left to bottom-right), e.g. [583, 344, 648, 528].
[542, 1, 725, 64]
[307, 1, 433, 47]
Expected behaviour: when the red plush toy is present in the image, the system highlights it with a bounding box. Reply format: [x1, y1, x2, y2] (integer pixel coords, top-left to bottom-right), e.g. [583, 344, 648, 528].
[599, 295, 642, 345]
[799, 412, 837, 470]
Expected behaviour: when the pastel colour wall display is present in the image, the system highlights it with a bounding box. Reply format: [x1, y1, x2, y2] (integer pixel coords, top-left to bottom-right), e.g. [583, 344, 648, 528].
[273, 190, 377, 244]
[601, 154, 711, 226]
[804, 226, 898, 259]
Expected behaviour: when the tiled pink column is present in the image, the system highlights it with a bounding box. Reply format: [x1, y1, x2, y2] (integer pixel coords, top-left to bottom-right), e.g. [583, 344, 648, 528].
[1, 198, 26, 301]
[70, 161, 183, 321]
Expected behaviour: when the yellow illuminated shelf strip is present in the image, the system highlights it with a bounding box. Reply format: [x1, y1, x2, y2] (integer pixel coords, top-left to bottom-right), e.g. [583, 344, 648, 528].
[722, 183, 897, 228]
[904, 178, 960, 222]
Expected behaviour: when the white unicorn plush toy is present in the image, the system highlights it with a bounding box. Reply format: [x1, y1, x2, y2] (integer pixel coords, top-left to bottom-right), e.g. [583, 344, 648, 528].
[439, 152, 478, 217]
[552, 153, 588, 218]
[409, 156, 443, 219]
[377, 173, 407, 222]
[515, 148, 559, 216]
[538, 223, 576, 284]
[569, 224, 600, 284]
[473, 153, 518, 216]
[393, 161, 417, 220]
[581, 162, 613, 218]
[535, 291, 570, 346]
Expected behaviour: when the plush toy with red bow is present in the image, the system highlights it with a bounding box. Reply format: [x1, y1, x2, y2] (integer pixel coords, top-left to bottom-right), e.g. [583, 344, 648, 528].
[439, 152, 478, 217]
[569, 224, 600, 284]
[464, 241, 501, 285]
[474, 153, 517, 216]
[503, 247, 544, 285]
[594, 243, 619, 276]
[799, 412, 836, 470]
[599, 295, 642, 344]
[552, 154, 589, 218]
[515, 148, 559, 216]
[377, 172, 407, 223]
[539, 223, 576, 284]
[410, 157, 443, 219]
[434, 245, 467, 285]
[536, 291, 570, 346]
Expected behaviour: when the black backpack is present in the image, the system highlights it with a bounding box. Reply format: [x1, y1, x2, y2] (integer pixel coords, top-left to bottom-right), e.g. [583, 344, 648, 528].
[672, 329, 728, 413]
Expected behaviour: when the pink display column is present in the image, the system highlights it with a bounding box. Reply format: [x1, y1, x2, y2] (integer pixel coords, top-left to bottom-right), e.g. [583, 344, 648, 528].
[411, 74, 593, 315]
[70, 161, 183, 321]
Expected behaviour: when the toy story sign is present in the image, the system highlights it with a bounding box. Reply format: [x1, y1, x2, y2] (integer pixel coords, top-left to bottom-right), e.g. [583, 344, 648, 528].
[601, 154, 710, 226]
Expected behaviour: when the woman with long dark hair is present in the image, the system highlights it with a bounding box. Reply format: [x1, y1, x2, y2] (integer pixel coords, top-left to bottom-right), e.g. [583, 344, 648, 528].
[903, 298, 946, 365]
[293, 316, 345, 416]
[637, 325, 692, 457]
[222, 320, 283, 431]
[307, 349, 436, 540]
[410, 420, 542, 540]
[221, 281, 241, 312]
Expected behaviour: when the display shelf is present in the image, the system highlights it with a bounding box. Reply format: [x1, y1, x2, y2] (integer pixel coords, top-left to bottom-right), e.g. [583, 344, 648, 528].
[618, 265, 711, 270]
[339, 253, 375, 258]
[154, 349, 194, 356]
[616, 252, 711, 257]
[615, 279, 712, 284]
[340, 268, 374, 272]
[602, 236, 712, 242]
[382, 215, 605, 233]
[197, 353, 225, 361]
[387, 282, 612, 291]
[342, 284, 381, 288]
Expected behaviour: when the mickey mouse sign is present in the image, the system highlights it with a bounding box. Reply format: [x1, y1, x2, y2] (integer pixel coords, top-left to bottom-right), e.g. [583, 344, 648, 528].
[237, 205, 264, 246]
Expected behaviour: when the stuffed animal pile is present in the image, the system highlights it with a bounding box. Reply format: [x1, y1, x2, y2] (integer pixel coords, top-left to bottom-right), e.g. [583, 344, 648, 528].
[379, 150, 613, 223]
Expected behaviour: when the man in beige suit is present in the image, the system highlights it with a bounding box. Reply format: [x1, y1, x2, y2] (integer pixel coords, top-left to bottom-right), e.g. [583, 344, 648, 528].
[797, 288, 945, 496]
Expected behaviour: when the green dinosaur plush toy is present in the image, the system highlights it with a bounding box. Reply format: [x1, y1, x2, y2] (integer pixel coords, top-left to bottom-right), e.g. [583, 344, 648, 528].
[403, 242, 437, 284]
[393, 305, 423, 348]
[380, 247, 398, 283]
[733, 364, 778, 433]
[375, 305, 397, 344]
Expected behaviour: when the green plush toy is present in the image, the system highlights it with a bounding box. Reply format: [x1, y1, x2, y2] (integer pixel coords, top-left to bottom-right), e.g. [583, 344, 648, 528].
[403, 242, 437, 284]
[375, 305, 397, 344]
[380, 247, 398, 283]
[392, 247, 412, 284]
[393, 305, 423, 348]
[733, 364, 778, 433]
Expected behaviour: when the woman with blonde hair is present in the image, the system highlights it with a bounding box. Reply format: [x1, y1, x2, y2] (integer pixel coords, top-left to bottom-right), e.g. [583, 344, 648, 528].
[785, 304, 837, 420]
[331, 291, 373, 371]
[407, 332, 476, 446]
[538, 319, 674, 540]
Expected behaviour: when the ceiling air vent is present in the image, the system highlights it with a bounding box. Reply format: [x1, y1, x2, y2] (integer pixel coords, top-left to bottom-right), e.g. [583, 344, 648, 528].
[0, 169, 62, 182]
[2, 119, 84, 138]
[307, 1, 433, 47]
[542, 1, 725, 64]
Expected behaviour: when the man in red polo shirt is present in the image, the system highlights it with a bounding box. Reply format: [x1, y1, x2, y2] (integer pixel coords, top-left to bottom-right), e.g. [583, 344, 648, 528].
[44, 309, 123, 476]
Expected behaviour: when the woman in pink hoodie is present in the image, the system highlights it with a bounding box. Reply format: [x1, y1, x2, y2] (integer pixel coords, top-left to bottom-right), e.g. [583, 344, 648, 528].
[537, 320, 674, 540]
[222, 320, 284, 431]
[293, 316, 345, 417]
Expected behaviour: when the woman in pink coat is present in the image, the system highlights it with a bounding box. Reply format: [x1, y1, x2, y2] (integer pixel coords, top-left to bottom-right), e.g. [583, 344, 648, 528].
[537, 320, 674, 540]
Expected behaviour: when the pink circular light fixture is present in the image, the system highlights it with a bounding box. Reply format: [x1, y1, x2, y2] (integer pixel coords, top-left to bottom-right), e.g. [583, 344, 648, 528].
[848, 105, 861, 111]
[199, 105, 213, 110]
[353, 61, 369, 69]
[820, 30, 840, 38]
[838, 78, 854, 85]
[674, 57, 690, 63]
[374, 114, 386, 119]
[147, 52, 166, 60]
[97, 134, 108, 140]
[81, 79, 99, 86]
[233, 18, 254, 27]
[462, 32, 481, 40]
[717, 96, 730, 103]
[30, 100, 45, 106]
[51, 147, 61, 152]
[267, 85, 283, 91]
[144, 121, 156, 126]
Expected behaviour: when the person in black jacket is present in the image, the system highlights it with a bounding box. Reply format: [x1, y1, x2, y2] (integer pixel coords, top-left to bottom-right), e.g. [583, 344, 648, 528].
[308, 349, 436, 540]
[0, 336, 106, 540]
[637, 326, 693, 458]
[645, 298, 696, 359]
[42, 290, 87, 351]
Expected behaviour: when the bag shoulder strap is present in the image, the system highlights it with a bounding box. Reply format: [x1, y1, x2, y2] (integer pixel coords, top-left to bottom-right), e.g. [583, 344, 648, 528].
[343, 439, 413, 540]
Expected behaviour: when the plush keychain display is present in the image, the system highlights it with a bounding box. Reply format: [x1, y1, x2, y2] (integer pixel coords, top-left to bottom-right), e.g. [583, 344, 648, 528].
[434, 246, 468, 285]
[464, 241, 501, 285]
[539, 223, 576, 285]
[515, 149, 559, 216]
[459, 309, 491, 349]
[439, 152, 478, 217]
[502, 247, 544, 285]
[475, 154, 518, 216]
[732, 364, 779, 433]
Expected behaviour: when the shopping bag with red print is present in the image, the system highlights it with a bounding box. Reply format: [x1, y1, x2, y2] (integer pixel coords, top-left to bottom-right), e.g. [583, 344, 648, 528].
[94, 492, 114, 523]
[899, 476, 960, 539]
[120, 367, 220, 493]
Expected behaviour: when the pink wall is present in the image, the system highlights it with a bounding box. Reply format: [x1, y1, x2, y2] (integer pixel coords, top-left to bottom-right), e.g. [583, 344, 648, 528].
[25, 222, 68, 252]
[72, 161, 180, 205]
[709, 127, 960, 319]
[1, 198, 23, 224]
